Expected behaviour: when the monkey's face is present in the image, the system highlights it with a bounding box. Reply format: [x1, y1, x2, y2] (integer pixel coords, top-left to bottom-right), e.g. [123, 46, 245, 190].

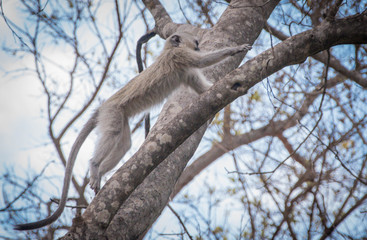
[166, 32, 200, 51]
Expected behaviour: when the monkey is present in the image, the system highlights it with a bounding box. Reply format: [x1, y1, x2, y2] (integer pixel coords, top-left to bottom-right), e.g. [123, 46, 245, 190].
[14, 31, 251, 230]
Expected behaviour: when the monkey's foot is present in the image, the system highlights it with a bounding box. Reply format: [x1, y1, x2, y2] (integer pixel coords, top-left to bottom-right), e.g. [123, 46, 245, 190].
[89, 177, 100, 194]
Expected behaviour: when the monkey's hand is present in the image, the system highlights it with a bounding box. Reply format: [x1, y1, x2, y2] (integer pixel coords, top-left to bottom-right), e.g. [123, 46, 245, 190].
[231, 44, 252, 56]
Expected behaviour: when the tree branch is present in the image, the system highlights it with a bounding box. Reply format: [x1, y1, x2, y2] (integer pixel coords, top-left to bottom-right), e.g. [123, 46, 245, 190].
[266, 23, 367, 88]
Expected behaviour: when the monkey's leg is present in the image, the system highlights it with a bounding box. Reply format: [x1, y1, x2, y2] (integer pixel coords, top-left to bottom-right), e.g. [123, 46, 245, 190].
[96, 117, 131, 192]
[89, 110, 131, 193]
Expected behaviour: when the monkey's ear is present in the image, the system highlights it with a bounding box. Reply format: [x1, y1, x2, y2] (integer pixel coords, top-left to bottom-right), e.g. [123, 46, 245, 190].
[170, 35, 181, 47]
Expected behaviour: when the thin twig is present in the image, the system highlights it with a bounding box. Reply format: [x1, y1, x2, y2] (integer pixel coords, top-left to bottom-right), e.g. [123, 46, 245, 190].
[167, 203, 194, 240]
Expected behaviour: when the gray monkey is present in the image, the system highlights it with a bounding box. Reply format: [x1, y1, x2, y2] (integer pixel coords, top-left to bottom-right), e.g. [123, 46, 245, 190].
[15, 31, 251, 230]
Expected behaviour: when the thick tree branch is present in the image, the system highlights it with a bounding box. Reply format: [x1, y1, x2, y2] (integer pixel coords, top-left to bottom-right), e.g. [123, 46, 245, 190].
[266, 23, 367, 88]
[142, 0, 174, 38]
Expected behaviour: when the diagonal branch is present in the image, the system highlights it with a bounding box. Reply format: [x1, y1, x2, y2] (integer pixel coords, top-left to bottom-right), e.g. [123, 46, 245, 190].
[266, 23, 367, 88]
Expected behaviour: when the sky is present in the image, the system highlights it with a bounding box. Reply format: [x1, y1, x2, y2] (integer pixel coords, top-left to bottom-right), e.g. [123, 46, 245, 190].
[0, 1, 46, 170]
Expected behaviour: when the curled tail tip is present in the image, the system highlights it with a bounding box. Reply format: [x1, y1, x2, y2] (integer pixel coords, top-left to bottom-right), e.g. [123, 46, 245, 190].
[14, 221, 50, 231]
[14, 222, 46, 231]
[13, 225, 21, 230]
[14, 224, 29, 231]
[13, 212, 60, 231]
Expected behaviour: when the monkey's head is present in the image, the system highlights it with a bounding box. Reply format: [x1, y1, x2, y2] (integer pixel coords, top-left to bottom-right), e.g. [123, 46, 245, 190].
[165, 32, 200, 52]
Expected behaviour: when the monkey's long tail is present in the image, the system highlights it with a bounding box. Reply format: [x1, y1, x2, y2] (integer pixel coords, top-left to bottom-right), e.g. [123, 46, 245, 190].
[14, 112, 98, 230]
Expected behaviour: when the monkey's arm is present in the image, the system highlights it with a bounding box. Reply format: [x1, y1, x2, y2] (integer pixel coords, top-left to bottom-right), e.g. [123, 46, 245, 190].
[186, 69, 213, 94]
[191, 44, 251, 68]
